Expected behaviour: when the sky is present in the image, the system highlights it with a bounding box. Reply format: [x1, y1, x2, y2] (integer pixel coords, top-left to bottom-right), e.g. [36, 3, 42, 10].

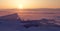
[0, 0, 60, 9]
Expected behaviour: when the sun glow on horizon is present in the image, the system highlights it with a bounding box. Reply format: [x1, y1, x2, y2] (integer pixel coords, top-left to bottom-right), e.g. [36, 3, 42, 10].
[17, 4, 24, 9]
[0, 0, 60, 9]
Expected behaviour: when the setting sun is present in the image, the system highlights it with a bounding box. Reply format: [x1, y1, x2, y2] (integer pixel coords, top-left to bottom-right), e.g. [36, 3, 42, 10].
[0, 0, 60, 9]
[17, 4, 23, 9]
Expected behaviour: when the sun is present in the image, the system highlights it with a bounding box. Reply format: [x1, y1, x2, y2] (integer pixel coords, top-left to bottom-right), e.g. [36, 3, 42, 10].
[18, 4, 23, 9]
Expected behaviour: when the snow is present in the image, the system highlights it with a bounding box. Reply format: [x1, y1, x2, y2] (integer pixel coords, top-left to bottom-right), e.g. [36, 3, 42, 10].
[16, 20, 60, 31]
[16, 26, 60, 31]
[0, 11, 60, 31]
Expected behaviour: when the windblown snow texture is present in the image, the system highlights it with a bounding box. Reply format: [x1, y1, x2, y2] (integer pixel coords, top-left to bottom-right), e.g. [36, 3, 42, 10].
[0, 13, 60, 31]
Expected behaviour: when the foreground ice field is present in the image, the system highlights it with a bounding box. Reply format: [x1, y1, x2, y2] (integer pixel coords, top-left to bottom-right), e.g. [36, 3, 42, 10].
[0, 13, 60, 31]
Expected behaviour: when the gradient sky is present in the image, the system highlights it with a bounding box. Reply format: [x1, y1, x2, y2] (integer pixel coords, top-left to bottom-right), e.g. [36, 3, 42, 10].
[0, 0, 60, 9]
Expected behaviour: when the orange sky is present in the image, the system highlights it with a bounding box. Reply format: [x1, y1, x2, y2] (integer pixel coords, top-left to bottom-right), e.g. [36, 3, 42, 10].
[0, 0, 60, 9]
